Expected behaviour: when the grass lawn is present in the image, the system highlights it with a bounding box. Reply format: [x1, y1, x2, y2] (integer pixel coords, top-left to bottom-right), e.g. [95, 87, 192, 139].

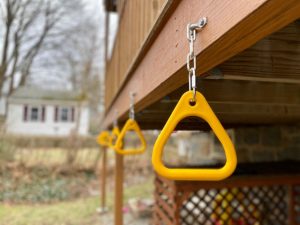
[0, 178, 153, 225]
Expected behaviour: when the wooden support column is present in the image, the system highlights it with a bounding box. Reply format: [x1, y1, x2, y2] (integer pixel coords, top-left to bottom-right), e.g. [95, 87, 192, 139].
[101, 147, 107, 210]
[97, 146, 108, 213]
[288, 185, 295, 225]
[114, 152, 124, 225]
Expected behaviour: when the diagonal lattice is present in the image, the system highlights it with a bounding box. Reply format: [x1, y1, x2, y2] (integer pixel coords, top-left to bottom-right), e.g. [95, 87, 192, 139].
[153, 174, 300, 225]
[180, 186, 287, 225]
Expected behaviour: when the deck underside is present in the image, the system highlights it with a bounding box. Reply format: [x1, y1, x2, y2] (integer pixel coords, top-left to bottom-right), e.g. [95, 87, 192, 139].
[115, 21, 300, 130]
[104, 0, 300, 130]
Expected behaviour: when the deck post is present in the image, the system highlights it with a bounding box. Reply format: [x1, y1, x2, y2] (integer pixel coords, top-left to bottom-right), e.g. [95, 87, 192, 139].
[115, 152, 124, 225]
[288, 185, 295, 225]
[101, 146, 107, 210]
[97, 146, 108, 213]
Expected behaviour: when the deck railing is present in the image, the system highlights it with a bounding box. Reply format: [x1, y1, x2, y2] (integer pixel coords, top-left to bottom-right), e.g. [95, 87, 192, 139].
[105, 0, 167, 110]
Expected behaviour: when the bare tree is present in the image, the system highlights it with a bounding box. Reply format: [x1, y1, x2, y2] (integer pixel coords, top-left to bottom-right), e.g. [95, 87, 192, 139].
[0, 0, 83, 96]
[37, 12, 103, 114]
[0, 0, 103, 133]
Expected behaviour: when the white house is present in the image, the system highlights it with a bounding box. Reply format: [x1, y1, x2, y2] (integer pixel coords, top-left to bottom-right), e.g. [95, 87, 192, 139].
[5, 87, 89, 136]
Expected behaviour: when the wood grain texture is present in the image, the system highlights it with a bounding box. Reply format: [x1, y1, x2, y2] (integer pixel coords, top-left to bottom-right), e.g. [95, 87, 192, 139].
[114, 153, 124, 225]
[153, 173, 300, 224]
[133, 79, 300, 130]
[105, 0, 168, 109]
[100, 147, 107, 209]
[218, 22, 300, 80]
[103, 0, 300, 129]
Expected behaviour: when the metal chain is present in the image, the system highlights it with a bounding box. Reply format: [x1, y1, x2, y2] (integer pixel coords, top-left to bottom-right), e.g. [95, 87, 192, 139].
[187, 26, 197, 73]
[186, 17, 207, 102]
[129, 92, 136, 120]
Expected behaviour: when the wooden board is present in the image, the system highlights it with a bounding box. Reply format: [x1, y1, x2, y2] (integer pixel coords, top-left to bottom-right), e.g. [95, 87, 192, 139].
[133, 79, 300, 130]
[103, 0, 300, 128]
[101, 147, 107, 209]
[114, 153, 124, 225]
[105, 0, 168, 109]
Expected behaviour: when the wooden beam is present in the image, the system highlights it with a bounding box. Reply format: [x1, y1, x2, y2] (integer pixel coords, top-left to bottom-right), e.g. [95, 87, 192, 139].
[134, 79, 300, 129]
[114, 153, 124, 225]
[103, 0, 300, 128]
[217, 22, 300, 81]
[136, 105, 300, 130]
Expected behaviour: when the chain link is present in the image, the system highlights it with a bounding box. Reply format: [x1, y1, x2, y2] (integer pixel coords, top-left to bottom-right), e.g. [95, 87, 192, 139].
[187, 25, 196, 73]
[186, 18, 207, 102]
[129, 92, 136, 120]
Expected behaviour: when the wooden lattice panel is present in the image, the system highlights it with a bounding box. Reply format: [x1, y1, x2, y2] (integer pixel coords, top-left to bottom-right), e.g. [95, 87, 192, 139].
[153, 174, 300, 225]
[180, 186, 287, 225]
[154, 176, 176, 224]
[294, 185, 300, 224]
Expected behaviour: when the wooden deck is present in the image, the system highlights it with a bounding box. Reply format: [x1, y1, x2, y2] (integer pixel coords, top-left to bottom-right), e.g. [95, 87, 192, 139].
[102, 2, 300, 225]
[103, 0, 300, 129]
[105, 0, 167, 110]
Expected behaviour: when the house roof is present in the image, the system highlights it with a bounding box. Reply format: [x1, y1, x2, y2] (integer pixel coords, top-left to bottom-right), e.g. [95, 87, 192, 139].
[9, 86, 85, 102]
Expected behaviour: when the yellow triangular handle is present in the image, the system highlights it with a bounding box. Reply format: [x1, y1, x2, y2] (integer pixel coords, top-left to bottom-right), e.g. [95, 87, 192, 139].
[109, 126, 120, 148]
[115, 118, 147, 155]
[97, 131, 112, 147]
[152, 91, 237, 181]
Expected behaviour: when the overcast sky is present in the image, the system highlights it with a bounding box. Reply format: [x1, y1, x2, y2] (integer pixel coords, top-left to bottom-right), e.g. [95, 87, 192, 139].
[0, 0, 118, 90]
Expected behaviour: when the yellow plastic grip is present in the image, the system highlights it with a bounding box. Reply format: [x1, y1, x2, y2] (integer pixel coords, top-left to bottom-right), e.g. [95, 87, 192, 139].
[109, 126, 120, 148]
[115, 118, 147, 155]
[152, 91, 237, 181]
[97, 131, 111, 147]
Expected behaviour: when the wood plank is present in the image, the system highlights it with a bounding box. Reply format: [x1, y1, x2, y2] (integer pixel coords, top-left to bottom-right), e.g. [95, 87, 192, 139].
[217, 22, 300, 80]
[153, 211, 161, 225]
[119, 79, 300, 129]
[114, 153, 124, 225]
[288, 185, 295, 225]
[154, 205, 174, 225]
[173, 175, 300, 190]
[103, 0, 300, 128]
[154, 194, 174, 218]
[137, 110, 300, 130]
[155, 178, 175, 200]
[160, 79, 300, 105]
[101, 147, 107, 209]
[105, 0, 169, 109]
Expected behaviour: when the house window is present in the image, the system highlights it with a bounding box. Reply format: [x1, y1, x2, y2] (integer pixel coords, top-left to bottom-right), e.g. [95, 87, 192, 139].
[55, 106, 75, 122]
[30, 107, 39, 121]
[60, 107, 70, 122]
[23, 105, 46, 122]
